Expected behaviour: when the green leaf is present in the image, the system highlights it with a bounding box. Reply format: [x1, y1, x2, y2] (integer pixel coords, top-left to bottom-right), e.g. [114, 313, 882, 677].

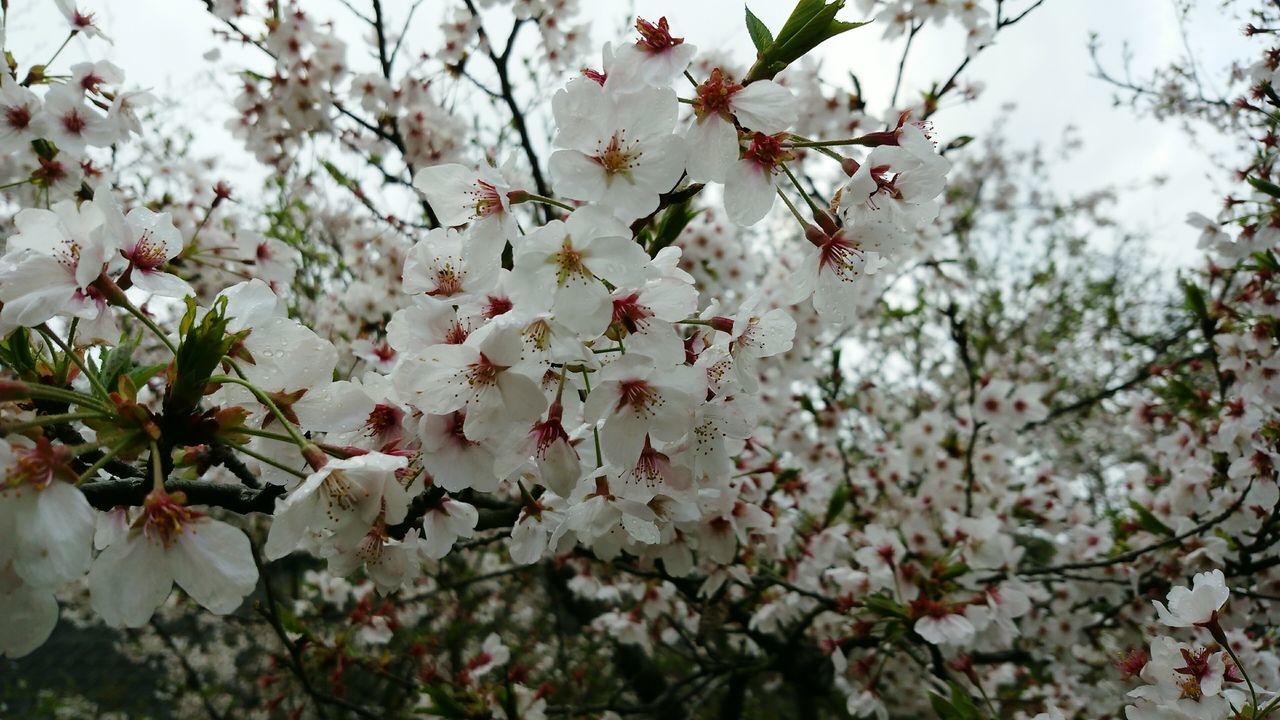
[127, 363, 167, 389]
[863, 593, 907, 619]
[937, 562, 970, 581]
[746, 0, 869, 81]
[1128, 500, 1174, 537]
[1247, 175, 1280, 199]
[745, 5, 774, 53]
[0, 328, 40, 379]
[928, 682, 986, 720]
[825, 482, 849, 525]
[419, 685, 468, 718]
[1181, 280, 1208, 322]
[96, 338, 139, 399]
[321, 160, 358, 191]
[649, 198, 699, 256]
[774, 0, 828, 43]
[165, 295, 243, 418]
[31, 138, 59, 161]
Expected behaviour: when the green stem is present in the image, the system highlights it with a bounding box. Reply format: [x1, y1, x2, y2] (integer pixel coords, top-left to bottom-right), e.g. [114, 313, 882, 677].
[786, 136, 875, 148]
[20, 383, 111, 413]
[115, 296, 179, 356]
[149, 441, 165, 492]
[76, 437, 135, 485]
[0, 176, 33, 191]
[44, 30, 76, 69]
[38, 325, 110, 398]
[1220, 633, 1260, 713]
[515, 193, 574, 212]
[213, 369, 310, 451]
[780, 163, 823, 216]
[227, 441, 308, 479]
[1, 411, 103, 435]
[581, 369, 603, 468]
[775, 186, 808, 230]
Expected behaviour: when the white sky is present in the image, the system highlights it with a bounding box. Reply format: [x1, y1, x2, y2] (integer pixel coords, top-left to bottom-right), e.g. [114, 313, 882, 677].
[6, 0, 1249, 267]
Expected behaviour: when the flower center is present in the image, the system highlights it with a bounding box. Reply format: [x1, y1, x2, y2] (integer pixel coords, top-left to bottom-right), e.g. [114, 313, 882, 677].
[611, 292, 653, 334]
[4, 438, 71, 492]
[364, 403, 403, 438]
[430, 261, 463, 297]
[616, 379, 660, 416]
[141, 490, 203, 547]
[523, 318, 553, 352]
[322, 471, 359, 515]
[130, 229, 168, 270]
[743, 132, 792, 171]
[593, 132, 641, 178]
[465, 353, 502, 388]
[634, 16, 683, 53]
[818, 235, 866, 283]
[531, 413, 569, 459]
[61, 109, 87, 136]
[695, 69, 742, 120]
[4, 104, 32, 131]
[553, 239, 592, 286]
[471, 179, 503, 218]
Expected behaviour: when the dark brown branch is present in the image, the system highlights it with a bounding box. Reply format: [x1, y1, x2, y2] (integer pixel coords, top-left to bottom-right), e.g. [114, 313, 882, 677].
[461, 0, 553, 213]
[80, 477, 283, 513]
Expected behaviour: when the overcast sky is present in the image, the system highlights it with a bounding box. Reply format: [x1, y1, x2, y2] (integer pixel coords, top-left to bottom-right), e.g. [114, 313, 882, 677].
[7, 0, 1248, 267]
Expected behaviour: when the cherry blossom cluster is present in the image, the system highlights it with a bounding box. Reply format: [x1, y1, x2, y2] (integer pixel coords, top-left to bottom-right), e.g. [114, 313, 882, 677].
[2, 0, 1278, 718]
[0, 0, 951, 666]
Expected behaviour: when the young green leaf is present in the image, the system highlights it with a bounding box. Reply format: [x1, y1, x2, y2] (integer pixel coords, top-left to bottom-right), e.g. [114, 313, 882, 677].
[745, 5, 774, 54]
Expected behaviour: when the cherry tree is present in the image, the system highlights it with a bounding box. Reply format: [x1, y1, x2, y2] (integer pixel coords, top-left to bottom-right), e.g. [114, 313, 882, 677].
[0, 0, 1277, 718]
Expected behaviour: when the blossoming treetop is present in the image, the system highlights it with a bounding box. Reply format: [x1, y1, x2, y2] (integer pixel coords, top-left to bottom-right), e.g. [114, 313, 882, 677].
[0, 0, 1277, 718]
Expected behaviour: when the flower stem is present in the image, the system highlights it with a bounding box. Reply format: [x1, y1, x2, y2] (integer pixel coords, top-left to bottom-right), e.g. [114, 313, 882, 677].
[19, 383, 112, 413]
[1, 411, 103, 435]
[227, 441, 308, 479]
[581, 369, 603, 468]
[150, 441, 165, 492]
[514, 192, 574, 212]
[780, 163, 824, 217]
[38, 324, 110, 399]
[76, 437, 135, 485]
[44, 30, 77, 69]
[211, 371, 310, 452]
[102, 280, 180, 356]
[775, 186, 809, 230]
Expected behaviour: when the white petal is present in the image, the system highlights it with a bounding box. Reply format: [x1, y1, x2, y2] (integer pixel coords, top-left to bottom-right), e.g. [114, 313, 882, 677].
[294, 381, 376, 434]
[171, 519, 259, 614]
[731, 81, 798, 134]
[89, 534, 173, 628]
[0, 573, 58, 658]
[548, 150, 606, 203]
[15, 482, 95, 588]
[723, 163, 777, 226]
[684, 116, 739, 184]
[131, 269, 195, 298]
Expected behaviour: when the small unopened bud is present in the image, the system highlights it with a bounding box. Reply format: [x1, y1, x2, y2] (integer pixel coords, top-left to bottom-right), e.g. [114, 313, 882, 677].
[803, 223, 829, 248]
[212, 181, 234, 206]
[301, 444, 329, 471]
[1202, 614, 1230, 647]
[947, 654, 977, 681]
[841, 157, 861, 177]
[23, 64, 46, 86]
[91, 273, 131, 307]
[812, 207, 840, 235]
[709, 316, 735, 333]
